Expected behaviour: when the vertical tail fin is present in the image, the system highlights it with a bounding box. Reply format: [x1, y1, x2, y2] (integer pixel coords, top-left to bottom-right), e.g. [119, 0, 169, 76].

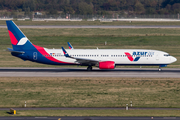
[6, 20, 34, 51]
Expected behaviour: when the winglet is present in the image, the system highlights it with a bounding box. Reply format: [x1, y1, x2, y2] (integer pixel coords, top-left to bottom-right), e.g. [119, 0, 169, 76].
[67, 42, 74, 49]
[61, 47, 70, 57]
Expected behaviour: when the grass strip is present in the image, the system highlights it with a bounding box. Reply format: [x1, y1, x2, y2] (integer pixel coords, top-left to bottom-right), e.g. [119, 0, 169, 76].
[0, 77, 180, 108]
[0, 28, 180, 67]
[1, 109, 180, 117]
[2, 28, 180, 39]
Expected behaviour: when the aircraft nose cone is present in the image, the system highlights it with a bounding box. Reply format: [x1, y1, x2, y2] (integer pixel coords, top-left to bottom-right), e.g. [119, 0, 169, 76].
[171, 56, 177, 63]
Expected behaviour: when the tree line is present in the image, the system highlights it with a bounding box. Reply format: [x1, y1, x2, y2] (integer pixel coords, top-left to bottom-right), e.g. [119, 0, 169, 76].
[0, 0, 180, 15]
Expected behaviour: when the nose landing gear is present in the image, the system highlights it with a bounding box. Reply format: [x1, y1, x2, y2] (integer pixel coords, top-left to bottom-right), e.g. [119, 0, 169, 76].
[158, 66, 162, 71]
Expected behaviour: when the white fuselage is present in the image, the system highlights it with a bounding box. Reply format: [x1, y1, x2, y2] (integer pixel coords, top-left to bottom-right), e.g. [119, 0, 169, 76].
[44, 48, 177, 66]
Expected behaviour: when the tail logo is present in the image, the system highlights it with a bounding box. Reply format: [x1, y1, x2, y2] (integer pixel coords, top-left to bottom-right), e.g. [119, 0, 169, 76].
[125, 52, 140, 62]
[8, 30, 28, 45]
[17, 37, 28, 45]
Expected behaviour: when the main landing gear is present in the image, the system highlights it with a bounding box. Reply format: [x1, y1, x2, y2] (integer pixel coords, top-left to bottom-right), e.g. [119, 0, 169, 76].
[158, 66, 162, 72]
[87, 66, 92, 71]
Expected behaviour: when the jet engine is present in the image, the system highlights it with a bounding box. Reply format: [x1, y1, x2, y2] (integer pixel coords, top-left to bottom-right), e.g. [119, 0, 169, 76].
[99, 61, 115, 69]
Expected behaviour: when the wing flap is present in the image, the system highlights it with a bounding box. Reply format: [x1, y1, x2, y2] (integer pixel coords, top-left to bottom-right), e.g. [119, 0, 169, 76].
[75, 57, 99, 64]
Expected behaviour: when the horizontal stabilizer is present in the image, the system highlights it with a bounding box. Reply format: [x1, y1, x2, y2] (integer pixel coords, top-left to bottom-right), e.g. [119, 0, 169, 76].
[7, 48, 25, 54]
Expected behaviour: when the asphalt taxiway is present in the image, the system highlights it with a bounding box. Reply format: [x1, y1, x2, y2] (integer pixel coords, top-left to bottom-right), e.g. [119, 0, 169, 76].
[0, 67, 180, 78]
[1, 25, 180, 28]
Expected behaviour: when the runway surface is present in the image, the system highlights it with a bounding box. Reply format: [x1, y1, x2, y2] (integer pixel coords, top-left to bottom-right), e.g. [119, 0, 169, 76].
[0, 67, 180, 78]
[0, 116, 179, 120]
[1, 25, 180, 28]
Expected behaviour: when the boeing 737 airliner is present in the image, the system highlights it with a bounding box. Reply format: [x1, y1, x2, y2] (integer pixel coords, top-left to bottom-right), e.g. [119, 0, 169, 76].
[6, 21, 177, 71]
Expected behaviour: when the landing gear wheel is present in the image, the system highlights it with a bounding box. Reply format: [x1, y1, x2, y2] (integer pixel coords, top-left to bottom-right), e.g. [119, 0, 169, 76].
[158, 67, 162, 72]
[87, 66, 92, 71]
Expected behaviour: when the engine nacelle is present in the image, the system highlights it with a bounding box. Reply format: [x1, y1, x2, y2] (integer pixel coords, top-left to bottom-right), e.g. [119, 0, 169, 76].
[99, 61, 115, 69]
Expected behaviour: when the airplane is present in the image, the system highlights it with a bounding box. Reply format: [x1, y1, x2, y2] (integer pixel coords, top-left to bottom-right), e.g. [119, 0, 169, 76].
[6, 20, 177, 71]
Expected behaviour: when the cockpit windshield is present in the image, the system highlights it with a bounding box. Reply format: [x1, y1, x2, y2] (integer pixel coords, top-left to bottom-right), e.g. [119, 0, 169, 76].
[164, 54, 170, 57]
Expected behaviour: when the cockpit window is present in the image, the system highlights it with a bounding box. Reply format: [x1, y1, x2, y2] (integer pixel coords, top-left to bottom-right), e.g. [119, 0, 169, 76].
[164, 54, 170, 57]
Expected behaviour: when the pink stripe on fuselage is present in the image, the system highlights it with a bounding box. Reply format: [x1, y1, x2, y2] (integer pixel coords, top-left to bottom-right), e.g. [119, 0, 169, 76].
[33, 44, 73, 64]
[125, 52, 134, 61]
[8, 30, 18, 45]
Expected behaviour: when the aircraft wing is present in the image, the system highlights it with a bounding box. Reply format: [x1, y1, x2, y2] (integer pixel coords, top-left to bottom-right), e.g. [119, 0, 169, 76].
[61, 47, 98, 65]
[74, 57, 99, 65]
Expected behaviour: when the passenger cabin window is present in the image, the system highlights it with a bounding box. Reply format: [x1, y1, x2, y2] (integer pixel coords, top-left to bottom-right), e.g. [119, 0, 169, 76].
[164, 54, 170, 57]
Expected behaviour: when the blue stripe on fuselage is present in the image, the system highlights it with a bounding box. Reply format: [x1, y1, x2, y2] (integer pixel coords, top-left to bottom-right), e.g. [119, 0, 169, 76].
[133, 57, 140, 61]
